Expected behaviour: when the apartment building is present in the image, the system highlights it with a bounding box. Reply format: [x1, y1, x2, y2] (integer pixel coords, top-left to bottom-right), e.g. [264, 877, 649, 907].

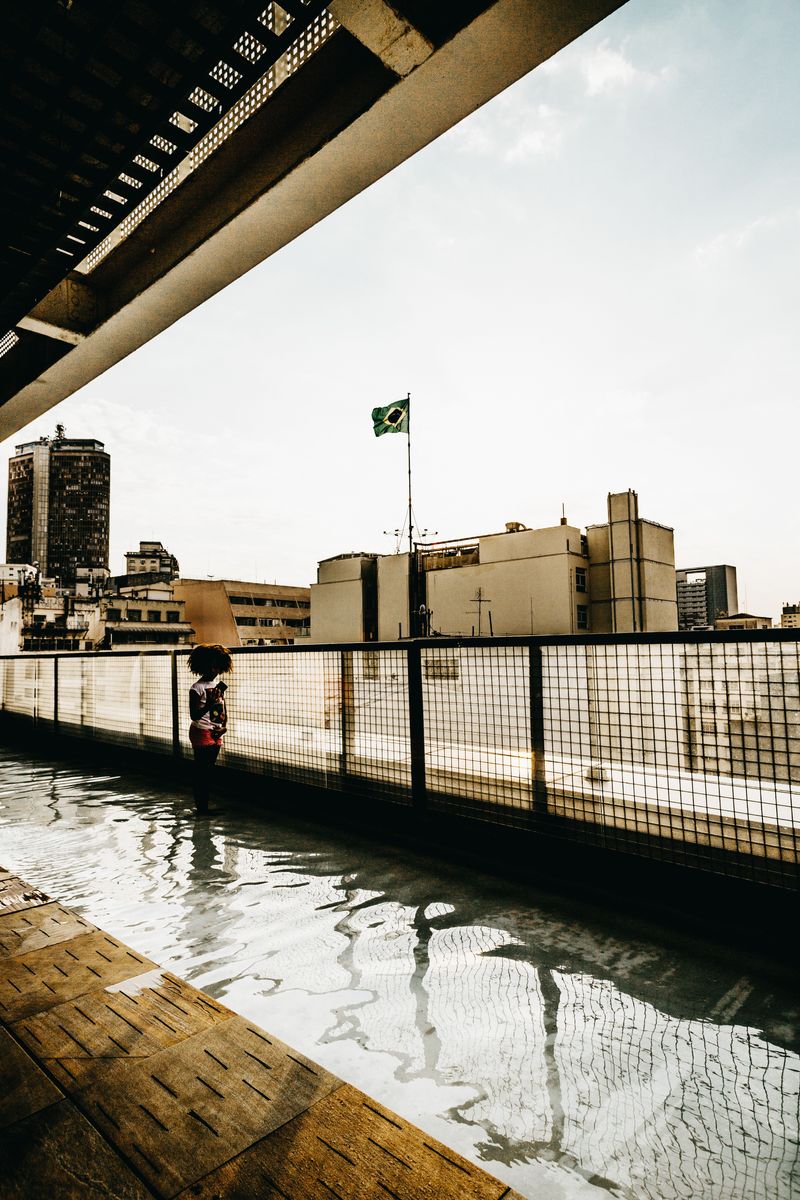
[676, 565, 738, 630]
[173, 579, 311, 646]
[780, 604, 800, 629]
[125, 540, 180, 579]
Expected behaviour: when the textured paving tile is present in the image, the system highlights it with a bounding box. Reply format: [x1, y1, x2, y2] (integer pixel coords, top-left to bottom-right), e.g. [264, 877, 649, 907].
[12, 968, 233, 1092]
[79, 1015, 341, 1198]
[0, 901, 96, 958]
[0, 1026, 62, 1130]
[0, 874, 51, 915]
[0, 1098, 154, 1199]
[0, 931, 155, 1021]
[175, 1082, 522, 1200]
[0, 874, 520, 1200]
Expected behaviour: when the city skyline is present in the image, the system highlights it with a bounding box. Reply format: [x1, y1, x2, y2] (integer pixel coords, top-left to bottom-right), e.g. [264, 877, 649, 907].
[0, 0, 798, 619]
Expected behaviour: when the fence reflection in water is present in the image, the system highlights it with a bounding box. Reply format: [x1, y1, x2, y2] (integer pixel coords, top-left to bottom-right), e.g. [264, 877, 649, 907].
[1, 632, 798, 887]
[0, 757, 797, 1200]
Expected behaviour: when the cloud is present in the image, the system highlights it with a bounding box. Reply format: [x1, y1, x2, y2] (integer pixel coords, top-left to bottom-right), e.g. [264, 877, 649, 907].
[504, 104, 564, 162]
[450, 36, 670, 165]
[450, 98, 565, 164]
[694, 209, 800, 265]
[541, 37, 672, 97]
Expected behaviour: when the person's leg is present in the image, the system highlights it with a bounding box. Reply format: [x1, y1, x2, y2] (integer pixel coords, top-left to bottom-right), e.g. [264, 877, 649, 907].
[193, 741, 222, 813]
[193, 746, 213, 813]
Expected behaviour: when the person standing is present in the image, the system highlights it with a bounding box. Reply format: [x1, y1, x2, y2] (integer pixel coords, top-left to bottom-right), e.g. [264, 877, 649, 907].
[188, 643, 233, 815]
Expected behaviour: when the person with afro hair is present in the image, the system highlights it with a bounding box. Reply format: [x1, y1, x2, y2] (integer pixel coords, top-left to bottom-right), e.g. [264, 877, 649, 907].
[188, 643, 233, 815]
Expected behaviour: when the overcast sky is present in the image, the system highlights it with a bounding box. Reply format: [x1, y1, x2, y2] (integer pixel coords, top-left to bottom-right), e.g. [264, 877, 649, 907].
[2, 0, 798, 618]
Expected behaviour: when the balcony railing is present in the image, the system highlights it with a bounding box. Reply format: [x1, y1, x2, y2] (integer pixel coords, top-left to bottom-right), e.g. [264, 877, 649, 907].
[1, 631, 798, 890]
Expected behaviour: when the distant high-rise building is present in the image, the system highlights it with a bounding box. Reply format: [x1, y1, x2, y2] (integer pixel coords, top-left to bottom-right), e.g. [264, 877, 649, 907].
[781, 603, 800, 629]
[6, 428, 110, 586]
[676, 565, 738, 630]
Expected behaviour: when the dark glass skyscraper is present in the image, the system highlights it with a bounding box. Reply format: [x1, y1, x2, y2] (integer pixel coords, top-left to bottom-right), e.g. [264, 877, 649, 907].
[6, 430, 110, 584]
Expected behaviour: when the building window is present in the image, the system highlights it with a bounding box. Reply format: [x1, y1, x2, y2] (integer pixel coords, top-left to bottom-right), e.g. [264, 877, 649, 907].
[128, 609, 141, 621]
[576, 604, 589, 630]
[237, 616, 256, 626]
[167, 611, 179, 623]
[148, 610, 161, 622]
[362, 651, 381, 680]
[106, 608, 121, 621]
[575, 568, 587, 593]
[425, 655, 460, 680]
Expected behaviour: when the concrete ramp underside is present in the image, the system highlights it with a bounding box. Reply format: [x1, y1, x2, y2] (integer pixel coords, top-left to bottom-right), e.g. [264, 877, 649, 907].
[0, 0, 627, 439]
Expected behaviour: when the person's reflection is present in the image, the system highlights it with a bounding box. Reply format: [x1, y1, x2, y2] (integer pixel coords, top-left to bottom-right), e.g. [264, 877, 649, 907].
[176, 816, 235, 976]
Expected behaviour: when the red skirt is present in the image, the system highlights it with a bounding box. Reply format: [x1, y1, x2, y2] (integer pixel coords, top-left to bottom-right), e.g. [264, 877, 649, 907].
[189, 726, 220, 749]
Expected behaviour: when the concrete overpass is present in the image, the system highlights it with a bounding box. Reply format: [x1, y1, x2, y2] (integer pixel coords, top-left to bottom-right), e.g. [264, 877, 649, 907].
[0, 0, 627, 440]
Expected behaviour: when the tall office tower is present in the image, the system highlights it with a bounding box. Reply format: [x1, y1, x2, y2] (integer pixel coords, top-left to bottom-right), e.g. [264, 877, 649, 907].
[6, 428, 110, 585]
[675, 565, 738, 630]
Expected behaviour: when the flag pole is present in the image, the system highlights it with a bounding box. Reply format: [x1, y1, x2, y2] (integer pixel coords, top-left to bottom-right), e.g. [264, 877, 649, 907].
[406, 393, 413, 556]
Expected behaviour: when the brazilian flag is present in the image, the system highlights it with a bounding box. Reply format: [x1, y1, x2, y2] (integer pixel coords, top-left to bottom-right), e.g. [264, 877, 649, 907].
[372, 399, 409, 437]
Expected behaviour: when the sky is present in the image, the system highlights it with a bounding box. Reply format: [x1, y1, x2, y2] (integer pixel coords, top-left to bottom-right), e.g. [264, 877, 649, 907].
[2, 0, 799, 618]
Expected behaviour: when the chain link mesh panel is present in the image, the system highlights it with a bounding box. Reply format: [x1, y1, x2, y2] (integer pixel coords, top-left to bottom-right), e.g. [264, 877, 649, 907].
[345, 649, 412, 802]
[422, 644, 532, 813]
[1, 636, 798, 887]
[0, 655, 54, 722]
[541, 640, 799, 885]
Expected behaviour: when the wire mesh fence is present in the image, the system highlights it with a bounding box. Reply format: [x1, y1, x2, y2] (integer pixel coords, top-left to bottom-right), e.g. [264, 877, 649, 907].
[1, 633, 797, 888]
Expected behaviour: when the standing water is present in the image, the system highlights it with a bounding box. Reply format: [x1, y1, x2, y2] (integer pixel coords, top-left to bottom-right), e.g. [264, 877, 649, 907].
[0, 747, 797, 1200]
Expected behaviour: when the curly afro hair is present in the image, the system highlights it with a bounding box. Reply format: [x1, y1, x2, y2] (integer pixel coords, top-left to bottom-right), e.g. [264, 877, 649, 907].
[188, 643, 233, 677]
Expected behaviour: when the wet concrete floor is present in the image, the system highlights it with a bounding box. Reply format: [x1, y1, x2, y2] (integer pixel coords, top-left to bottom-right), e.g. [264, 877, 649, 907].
[0, 746, 797, 1200]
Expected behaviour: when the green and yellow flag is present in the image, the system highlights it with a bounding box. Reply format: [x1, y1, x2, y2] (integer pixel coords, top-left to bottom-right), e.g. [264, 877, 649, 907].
[372, 399, 409, 437]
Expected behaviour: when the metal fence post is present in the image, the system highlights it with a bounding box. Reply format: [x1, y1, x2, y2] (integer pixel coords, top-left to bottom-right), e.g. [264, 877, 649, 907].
[171, 651, 180, 757]
[530, 641, 548, 819]
[340, 650, 355, 778]
[407, 642, 427, 813]
[53, 656, 59, 733]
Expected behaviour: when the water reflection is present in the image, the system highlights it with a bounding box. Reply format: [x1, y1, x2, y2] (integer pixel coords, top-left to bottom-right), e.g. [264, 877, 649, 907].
[0, 747, 797, 1200]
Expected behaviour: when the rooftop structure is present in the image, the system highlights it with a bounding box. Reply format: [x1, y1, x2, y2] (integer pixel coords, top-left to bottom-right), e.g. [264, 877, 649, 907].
[715, 613, 773, 631]
[124, 540, 180, 580]
[311, 490, 678, 642]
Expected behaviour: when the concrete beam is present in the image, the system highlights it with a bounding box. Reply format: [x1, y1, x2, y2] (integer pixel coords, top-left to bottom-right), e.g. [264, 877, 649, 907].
[0, 0, 628, 439]
[328, 0, 433, 76]
[16, 278, 103, 347]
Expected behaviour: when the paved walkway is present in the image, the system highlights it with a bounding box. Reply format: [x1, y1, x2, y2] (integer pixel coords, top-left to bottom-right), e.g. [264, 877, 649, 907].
[0, 867, 522, 1200]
